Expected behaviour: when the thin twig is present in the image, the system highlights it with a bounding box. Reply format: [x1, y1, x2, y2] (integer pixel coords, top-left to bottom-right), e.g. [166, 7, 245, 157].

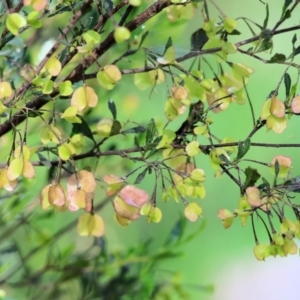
[243, 77, 255, 127]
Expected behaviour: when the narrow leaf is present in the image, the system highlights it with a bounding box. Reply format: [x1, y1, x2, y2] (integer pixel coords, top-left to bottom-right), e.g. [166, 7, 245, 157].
[134, 167, 148, 184]
[281, 0, 292, 18]
[121, 126, 146, 135]
[292, 33, 297, 46]
[72, 115, 95, 143]
[146, 118, 158, 145]
[290, 82, 298, 98]
[280, 176, 300, 192]
[108, 99, 117, 120]
[37, 153, 52, 168]
[138, 31, 149, 49]
[284, 73, 291, 98]
[293, 45, 300, 57]
[134, 136, 140, 148]
[164, 37, 173, 55]
[274, 159, 280, 178]
[146, 136, 162, 158]
[257, 177, 271, 192]
[262, 4, 269, 30]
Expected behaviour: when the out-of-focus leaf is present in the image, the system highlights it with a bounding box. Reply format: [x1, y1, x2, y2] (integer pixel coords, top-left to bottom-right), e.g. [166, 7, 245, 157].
[134, 136, 140, 148]
[37, 152, 52, 168]
[108, 99, 117, 120]
[182, 219, 206, 244]
[134, 167, 148, 184]
[274, 159, 280, 178]
[164, 36, 173, 55]
[262, 4, 269, 30]
[121, 126, 146, 135]
[138, 31, 149, 49]
[110, 120, 122, 136]
[151, 250, 183, 261]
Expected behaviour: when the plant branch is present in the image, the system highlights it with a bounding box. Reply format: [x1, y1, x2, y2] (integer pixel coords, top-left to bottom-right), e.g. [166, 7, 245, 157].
[176, 24, 300, 62]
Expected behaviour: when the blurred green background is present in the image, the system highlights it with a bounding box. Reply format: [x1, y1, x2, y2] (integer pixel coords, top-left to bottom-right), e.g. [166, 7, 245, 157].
[1, 0, 300, 299]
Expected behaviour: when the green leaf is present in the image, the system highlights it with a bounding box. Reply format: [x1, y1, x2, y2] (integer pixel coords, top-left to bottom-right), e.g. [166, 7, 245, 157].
[281, 9, 291, 22]
[121, 126, 146, 135]
[257, 177, 271, 192]
[37, 153, 52, 168]
[281, 0, 292, 19]
[27, 111, 44, 118]
[134, 136, 140, 148]
[191, 28, 208, 51]
[290, 82, 298, 98]
[262, 4, 269, 30]
[138, 30, 149, 49]
[293, 45, 300, 57]
[164, 37, 173, 55]
[288, 45, 300, 59]
[108, 99, 117, 120]
[146, 118, 158, 145]
[244, 167, 260, 189]
[72, 115, 95, 143]
[284, 73, 291, 98]
[280, 176, 300, 192]
[274, 159, 280, 178]
[203, 0, 209, 19]
[267, 53, 286, 63]
[227, 29, 241, 35]
[134, 167, 148, 184]
[236, 138, 251, 160]
[219, 154, 231, 165]
[146, 136, 162, 158]
[151, 250, 182, 261]
[110, 120, 122, 136]
[167, 217, 187, 244]
[256, 36, 273, 52]
[292, 33, 297, 46]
